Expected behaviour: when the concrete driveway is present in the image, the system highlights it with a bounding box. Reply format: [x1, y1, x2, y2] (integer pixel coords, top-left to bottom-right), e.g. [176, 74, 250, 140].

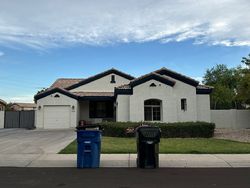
[0, 128, 75, 167]
[0, 129, 75, 154]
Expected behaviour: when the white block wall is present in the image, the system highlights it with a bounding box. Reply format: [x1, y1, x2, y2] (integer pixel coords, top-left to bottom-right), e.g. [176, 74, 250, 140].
[197, 95, 211, 122]
[211, 110, 250, 129]
[0, 111, 4, 128]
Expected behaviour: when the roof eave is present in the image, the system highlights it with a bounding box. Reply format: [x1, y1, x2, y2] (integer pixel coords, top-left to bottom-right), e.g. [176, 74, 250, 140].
[155, 68, 199, 87]
[130, 73, 176, 88]
[34, 88, 78, 101]
[196, 88, 213, 94]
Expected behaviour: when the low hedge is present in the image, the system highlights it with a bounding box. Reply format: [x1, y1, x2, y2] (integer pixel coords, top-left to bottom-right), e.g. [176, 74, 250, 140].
[97, 122, 215, 138]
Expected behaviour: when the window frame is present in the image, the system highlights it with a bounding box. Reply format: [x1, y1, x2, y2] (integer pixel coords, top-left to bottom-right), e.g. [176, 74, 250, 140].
[144, 99, 162, 121]
[181, 98, 187, 111]
[89, 101, 114, 118]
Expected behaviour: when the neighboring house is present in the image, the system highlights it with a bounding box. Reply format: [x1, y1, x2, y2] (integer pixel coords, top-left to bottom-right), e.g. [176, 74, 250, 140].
[0, 99, 7, 111]
[34, 68, 212, 129]
[10, 103, 36, 111]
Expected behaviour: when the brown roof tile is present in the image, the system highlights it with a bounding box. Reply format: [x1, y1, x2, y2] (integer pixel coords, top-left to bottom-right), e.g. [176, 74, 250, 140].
[12, 103, 36, 108]
[196, 85, 213, 89]
[116, 84, 131, 89]
[50, 78, 84, 89]
[73, 92, 114, 97]
[155, 67, 199, 83]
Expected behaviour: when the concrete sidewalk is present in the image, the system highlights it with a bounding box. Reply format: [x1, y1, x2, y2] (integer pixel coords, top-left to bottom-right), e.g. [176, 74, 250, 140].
[1, 154, 250, 168]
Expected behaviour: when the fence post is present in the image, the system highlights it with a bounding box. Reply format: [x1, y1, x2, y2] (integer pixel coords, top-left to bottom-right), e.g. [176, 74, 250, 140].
[19, 111, 21, 128]
[4, 111, 6, 128]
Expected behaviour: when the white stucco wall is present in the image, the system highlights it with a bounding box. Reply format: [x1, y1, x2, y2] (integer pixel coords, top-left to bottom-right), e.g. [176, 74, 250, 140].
[173, 79, 197, 122]
[116, 95, 130, 122]
[160, 75, 198, 121]
[129, 80, 176, 122]
[36, 92, 78, 128]
[196, 95, 211, 122]
[117, 79, 199, 122]
[70, 73, 131, 92]
[0, 111, 4, 128]
[211, 110, 250, 129]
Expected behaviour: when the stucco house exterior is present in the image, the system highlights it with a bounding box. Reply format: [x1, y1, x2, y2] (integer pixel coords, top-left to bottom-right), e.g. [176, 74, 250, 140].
[34, 68, 212, 129]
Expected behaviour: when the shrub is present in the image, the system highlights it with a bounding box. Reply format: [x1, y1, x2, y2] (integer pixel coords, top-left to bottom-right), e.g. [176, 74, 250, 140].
[97, 121, 215, 138]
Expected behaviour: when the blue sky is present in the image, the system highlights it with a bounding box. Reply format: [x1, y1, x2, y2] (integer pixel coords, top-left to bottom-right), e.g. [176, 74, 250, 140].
[0, 0, 250, 102]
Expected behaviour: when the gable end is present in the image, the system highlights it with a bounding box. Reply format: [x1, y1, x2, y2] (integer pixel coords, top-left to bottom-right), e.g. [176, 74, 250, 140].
[66, 68, 135, 90]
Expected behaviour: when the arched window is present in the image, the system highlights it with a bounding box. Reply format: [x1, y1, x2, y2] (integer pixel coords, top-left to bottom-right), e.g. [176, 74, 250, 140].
[144, 99, 162, 121]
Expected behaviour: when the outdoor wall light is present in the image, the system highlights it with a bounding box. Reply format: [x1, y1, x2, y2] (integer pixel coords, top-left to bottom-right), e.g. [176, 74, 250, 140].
[38, 106, 41, 110]
[72, 105, 75, 110]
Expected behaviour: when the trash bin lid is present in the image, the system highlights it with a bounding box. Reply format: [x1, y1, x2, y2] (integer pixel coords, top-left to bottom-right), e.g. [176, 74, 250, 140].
[137, 126, 161, 139]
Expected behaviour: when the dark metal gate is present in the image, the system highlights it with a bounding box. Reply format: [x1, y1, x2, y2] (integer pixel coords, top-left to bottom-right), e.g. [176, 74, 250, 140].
[4, 111, 35, 129]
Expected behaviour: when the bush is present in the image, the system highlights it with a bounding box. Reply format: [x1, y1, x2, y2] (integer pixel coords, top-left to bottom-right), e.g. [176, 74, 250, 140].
[97, 122, 215, 138]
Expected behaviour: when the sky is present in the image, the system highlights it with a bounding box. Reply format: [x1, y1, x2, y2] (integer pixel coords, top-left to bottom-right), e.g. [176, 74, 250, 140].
[0, 0, 250, 103]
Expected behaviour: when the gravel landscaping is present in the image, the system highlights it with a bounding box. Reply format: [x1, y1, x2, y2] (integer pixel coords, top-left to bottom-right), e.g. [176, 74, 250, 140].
[214, 129, 250, 143]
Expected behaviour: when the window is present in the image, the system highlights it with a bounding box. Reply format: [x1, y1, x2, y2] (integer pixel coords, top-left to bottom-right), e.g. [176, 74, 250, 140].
[89, 101, 114, 118]
[144, 99, 161, 121]
[150, 83, 156, 87]
[181, 98, 187, 111]
[110, 75, 116, 83]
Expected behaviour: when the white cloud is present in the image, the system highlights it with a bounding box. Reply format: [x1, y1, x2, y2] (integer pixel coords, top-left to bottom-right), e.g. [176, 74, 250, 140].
[4, 95, 34, 103]
[192, 77, 203, 83]
[0, 51, 4, 57]
[0, 0, 250, 49]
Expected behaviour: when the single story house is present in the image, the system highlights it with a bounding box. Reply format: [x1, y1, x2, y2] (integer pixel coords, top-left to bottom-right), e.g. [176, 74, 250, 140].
[10, 103, 37, 111]
[0, 99, 7, 111]
[34, 68, 212, 129]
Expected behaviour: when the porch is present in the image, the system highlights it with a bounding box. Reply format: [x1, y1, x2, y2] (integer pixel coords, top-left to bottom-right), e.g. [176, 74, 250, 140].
[77, 92, 116, 124]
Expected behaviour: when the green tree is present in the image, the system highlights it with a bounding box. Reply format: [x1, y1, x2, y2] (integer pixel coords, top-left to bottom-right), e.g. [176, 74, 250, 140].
[203, 64, 239, 109]
[237, 54, 250, 105]
[36, 88, 47, 95]
[241, 53, 250, 68]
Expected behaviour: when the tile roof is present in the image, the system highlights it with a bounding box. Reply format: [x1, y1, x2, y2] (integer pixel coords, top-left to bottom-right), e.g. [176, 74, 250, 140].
[12, 103, 36, 108]
[116, 72, 176, 89]
[50, 78, 84, 89]
[130, 72, 176, 86]
[116, 84, 131, 89]
[155, 67, 199, 86]
[155, 67, 199, 82]
[73, 92, 114, 97]
[196, 85, 213, 89]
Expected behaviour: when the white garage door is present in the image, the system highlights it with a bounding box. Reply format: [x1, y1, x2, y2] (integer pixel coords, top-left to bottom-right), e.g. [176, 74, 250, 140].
[43, 106, 71, 129]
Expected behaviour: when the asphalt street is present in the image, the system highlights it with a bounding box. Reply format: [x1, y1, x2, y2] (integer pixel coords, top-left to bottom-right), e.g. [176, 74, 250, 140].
[0, 168, 249, 188]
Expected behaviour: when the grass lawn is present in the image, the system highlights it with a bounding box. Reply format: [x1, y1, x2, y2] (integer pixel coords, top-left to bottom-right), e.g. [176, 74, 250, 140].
[59, 137, 250, 154]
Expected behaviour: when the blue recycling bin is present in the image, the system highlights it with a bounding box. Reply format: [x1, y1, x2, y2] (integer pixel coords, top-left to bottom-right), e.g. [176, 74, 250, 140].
[77, 130, 101, 168]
